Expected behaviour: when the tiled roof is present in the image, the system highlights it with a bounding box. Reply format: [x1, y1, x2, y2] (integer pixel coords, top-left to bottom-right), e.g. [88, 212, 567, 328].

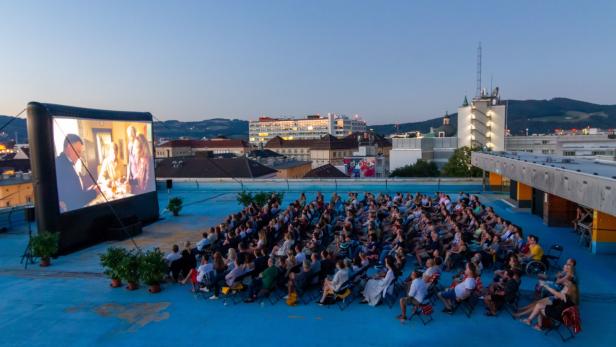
[155, 157, 276, 178]
[303, 164, 348, 178]
[264, 136, 316, 149]
[247, 149, 284, 158]
[310, 134, 358, 150]
[158, 139, 249, 148]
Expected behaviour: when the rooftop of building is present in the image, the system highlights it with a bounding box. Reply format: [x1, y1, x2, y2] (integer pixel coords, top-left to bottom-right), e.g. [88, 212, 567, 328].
[0, 183, 614, 346]
[158, 138, 249, 148]
[484, 151, 616, 180]
[303, 163, 348, 178]
[247, 149, 285, 158]
[155, 156, 277, 178]
[264, 134, 359, 150]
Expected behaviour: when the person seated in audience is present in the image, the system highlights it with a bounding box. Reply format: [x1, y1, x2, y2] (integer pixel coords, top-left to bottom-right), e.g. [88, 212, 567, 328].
[244, 257, 278, 303]
[398, 271, 430, 322]
[415, 230, 441, 267]
[181, 255, 213, 288]
[285, 260, 312, 299]
[443, 231, 467, 271]
[361, 256, 396, 306]
[165, 244, 181, 265]
[520, 234, 544, 264]
[537, 259, 576, 297]
[437, 263, 477, 313]
[517, 280, 578, 331]
[225, 253, 248, 287]
[317, 259, 350, 305]
[483, 269, 520, 316]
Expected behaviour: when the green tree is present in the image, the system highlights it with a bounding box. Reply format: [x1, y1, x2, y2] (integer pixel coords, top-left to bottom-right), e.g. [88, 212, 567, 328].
[441, 146, 483, 177]
[390, 160, 439, 177]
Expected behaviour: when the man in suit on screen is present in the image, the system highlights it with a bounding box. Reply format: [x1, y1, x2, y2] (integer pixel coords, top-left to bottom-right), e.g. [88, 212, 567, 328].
[55, 134, 99, 212]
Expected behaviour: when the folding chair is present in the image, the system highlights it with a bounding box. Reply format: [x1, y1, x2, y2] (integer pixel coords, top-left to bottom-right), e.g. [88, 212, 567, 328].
[544, 306, 581, 341]
[544, 244, 564, 270]
[408, 303, 434, 325]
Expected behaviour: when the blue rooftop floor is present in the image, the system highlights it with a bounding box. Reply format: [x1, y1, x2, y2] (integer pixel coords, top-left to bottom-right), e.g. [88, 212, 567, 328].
[0, 186, 615, 347]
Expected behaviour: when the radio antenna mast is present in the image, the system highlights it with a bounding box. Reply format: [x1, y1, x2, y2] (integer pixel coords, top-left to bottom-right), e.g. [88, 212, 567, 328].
[476, 42, 482, 98]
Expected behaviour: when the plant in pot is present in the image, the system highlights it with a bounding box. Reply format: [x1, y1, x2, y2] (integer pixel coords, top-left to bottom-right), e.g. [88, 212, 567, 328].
[139, 248, 167, 293]
[236, 191, 253, 207]
[167, 197, 183, 216]
[118, 250, 141, 290]
[100, 247, 129, 288]
[30, 231, 59, 267]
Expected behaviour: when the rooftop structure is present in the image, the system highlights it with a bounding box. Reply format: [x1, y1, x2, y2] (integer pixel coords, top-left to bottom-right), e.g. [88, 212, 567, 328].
[472, 150, 616, 253]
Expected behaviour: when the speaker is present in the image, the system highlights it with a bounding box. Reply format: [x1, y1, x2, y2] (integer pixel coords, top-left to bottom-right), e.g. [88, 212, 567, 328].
[25, 207, 35, 222]
[166, 179, 173, 189]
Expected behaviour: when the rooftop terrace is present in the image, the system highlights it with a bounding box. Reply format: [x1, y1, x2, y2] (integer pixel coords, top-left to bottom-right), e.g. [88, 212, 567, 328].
[1, 181, 615, 347]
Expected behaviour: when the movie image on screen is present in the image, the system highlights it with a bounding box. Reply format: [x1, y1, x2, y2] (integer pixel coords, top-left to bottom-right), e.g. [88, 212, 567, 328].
[52, 117, 155, 213]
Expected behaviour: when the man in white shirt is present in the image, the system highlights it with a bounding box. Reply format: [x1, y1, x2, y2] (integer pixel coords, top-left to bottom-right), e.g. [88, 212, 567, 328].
[438, 263, 477, 313]
[398, 271, 429, 321]
[165, 244, 182, 265]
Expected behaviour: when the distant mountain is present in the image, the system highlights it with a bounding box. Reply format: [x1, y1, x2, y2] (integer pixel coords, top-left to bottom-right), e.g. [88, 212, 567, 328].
[153, 118, 248, 140]
[0, 115, 28, 143]
[2, 98, 615, 143]
[371, 98, 616, 136]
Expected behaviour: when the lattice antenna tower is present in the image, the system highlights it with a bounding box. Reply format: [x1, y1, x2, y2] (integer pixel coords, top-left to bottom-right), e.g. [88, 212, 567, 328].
[476, 42, 482, 98]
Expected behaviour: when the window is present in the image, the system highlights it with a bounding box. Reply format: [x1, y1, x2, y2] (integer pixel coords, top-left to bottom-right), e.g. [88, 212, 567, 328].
[542, 140, 549, 145]
[563, 151, 576, 156]
[542, 150, 550, 154]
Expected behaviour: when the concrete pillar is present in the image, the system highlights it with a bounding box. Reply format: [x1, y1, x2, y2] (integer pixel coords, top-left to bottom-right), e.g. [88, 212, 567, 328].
[516, 182, 532, 208]
[592, 210, 616, 254]
[543, 193, 577, 227]
[488, 172, 503, 191]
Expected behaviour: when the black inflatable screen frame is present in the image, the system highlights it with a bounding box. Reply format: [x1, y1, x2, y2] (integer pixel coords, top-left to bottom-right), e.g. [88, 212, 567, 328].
[27, 102, 159, 254]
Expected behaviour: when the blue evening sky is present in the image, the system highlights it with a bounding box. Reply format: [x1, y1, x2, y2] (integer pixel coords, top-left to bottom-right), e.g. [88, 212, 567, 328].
[1, 0, 614, 124]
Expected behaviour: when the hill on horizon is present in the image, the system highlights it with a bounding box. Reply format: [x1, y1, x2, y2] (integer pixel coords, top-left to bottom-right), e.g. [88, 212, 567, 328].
[371, 97, 616, 136]
[2, 97, 615, 143]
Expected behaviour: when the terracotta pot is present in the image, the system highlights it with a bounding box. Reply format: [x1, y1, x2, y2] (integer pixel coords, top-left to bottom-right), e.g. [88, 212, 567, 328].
[39, 257, 50, 267]
[110, 278, 122, 288]
[148, 283, 161, 293]
[126, 282, 139, 291]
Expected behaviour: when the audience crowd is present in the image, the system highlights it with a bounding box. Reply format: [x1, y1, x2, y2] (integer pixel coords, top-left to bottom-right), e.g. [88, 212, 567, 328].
[163, 190, 581, 334]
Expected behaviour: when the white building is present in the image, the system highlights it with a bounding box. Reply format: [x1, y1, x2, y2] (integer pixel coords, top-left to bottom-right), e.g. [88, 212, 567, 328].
[457, 88, 506, 151]
[505, 132, 616, 158]
[389, 136, 458, 172]
[249, 114, 366, 146]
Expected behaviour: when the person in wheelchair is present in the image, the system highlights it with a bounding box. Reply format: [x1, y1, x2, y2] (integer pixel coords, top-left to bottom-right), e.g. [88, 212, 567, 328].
[520, 235, 544, 263]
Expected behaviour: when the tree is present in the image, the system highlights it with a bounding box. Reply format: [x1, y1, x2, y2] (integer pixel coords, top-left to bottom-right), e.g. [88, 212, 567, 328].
[390, 160, 439, 177]
[441, 146, 483, 177]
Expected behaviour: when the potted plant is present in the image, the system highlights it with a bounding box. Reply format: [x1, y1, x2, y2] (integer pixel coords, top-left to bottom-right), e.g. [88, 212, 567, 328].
[167, 197, 183, 216]
[30, 231, 59, 267]
[100, 247, 128, 288]
[236, 191, 253, 207]
[139, 248, 167, 293]
[118, 250, 141, 290]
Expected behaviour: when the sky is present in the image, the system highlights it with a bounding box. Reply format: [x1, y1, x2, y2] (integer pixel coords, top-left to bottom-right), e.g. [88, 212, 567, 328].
[1, 0, 615, 124]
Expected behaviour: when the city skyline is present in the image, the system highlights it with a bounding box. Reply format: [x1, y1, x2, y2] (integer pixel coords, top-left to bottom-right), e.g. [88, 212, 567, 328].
[1, 0, 615, 124]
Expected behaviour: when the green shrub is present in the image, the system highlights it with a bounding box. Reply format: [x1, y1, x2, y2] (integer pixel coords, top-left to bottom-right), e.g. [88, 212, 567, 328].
[167, 197, 183, 216]
[118, 250, 141, 284]
[100, 247, 129, 280]
[31, 231, 59, 260]
[139, 249, 167, 286]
